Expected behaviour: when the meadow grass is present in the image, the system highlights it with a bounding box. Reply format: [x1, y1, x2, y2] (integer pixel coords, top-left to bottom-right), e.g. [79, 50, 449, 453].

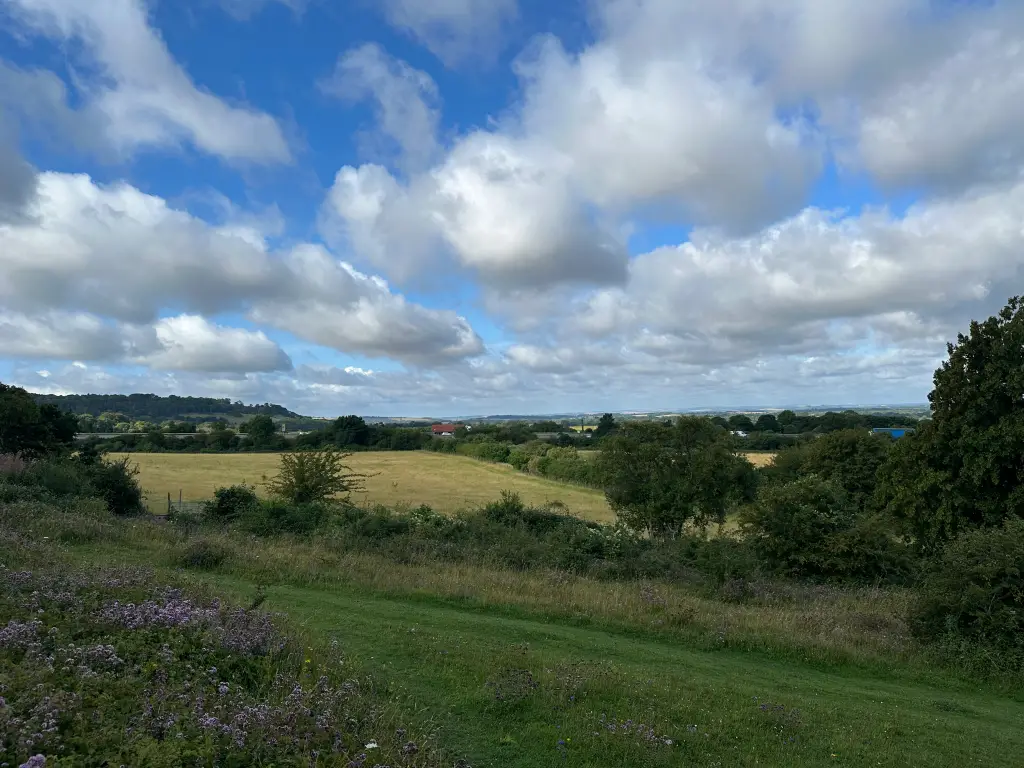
[120, 451, 615, 521]
[21, 502, 1021, 768]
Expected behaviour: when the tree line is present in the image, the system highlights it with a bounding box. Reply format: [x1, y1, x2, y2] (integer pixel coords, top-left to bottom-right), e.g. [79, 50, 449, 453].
[31, 392, 300, 421]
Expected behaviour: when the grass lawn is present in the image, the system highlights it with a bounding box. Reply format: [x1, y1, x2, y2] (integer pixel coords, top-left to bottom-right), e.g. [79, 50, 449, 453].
[120, 451, 615, 521]
[73, 529, 1024, 768]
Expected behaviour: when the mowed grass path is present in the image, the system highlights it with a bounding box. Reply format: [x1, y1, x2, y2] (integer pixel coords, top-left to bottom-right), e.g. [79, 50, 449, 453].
[74, 525, 1024, 768]
[121, 451, 614, 521]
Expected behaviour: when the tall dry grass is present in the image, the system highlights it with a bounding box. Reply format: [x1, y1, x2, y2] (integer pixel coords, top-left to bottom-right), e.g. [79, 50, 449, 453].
[85, 517, 918, 671]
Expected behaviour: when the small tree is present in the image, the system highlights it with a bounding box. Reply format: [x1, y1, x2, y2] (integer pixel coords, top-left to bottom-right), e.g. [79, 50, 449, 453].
[599, 417, 755, 539]
[265, 448, 365, 505]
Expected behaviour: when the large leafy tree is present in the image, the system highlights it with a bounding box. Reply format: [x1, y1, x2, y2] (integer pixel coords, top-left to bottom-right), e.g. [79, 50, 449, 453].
[598, 417, 755, 539]
[876, 296, 1024, 551]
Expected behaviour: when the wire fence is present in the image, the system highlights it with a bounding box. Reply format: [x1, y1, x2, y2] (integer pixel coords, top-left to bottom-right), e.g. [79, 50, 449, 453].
[163, 493, 208, 517]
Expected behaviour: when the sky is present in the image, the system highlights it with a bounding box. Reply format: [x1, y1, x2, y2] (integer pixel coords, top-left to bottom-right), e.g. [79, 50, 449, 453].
[1, 0, 1023, 417]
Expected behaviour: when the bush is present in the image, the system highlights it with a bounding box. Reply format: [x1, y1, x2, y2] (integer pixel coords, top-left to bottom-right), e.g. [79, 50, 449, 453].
[178, 538, 233, 570]
[743, 476, 906, 582]
[85, 456, 146, 517]
[243, 500, 331, 536]
[266, 448, 364, 505]
[205, 484, 260, 523]
[23, 459, 87, 497]
[911, 519, 1024, 649]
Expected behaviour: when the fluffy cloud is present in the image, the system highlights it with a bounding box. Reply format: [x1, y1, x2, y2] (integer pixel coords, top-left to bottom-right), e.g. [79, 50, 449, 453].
[592, 0, 1024, 194]
[138, 316, 293, 373]
[562, 176, 1024, 372]
[2, 0, 291, 163]
[323, 134, 629, 291]
[0, 173, 483, 367]
[0, 311, 126, 361]
[321, 43, 441, 172]
[0, 311, 293, 373]
[512, 35, 821, 232]
[379, 0, 518, 66]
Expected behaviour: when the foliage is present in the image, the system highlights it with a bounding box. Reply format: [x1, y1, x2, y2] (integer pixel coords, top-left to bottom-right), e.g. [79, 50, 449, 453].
[743, 476, 908, 582]
[594, 413, 617, 439]
[243, 500, 332, 536]
[876, 296, 1024, 551]
[179, 538, 232, 569]
[911, 518, 1024, 650]
[792, 429, 891, 510]
[204, 484, 261, 522]
[0, 383, 77, 458]
[265, 448, 365, 505]
[1, 453, 145, 517]
[241, 414, 277, 447]
[599, 417, 756, 538]
[30, 391, 300, 420]
[81, 455, 147, 517]
[0, 562, 438, 767]
[536, 446, 601, 487]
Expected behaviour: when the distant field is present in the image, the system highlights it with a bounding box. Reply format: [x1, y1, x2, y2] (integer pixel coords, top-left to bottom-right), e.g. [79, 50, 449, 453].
[120, 451, 615, 522]
[742, 451, 777, 467]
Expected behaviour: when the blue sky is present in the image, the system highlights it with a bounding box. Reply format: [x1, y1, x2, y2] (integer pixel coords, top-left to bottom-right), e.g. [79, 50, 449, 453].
[1, 0, 1023, 416]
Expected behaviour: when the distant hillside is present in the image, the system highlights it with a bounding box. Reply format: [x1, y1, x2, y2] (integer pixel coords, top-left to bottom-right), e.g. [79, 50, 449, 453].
[31, 393, 302, 423]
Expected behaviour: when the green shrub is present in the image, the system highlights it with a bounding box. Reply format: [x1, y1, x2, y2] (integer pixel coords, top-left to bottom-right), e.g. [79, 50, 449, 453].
[743, 476, 906, 582]
[84, 456, 146, 516]
[205, 484, 260, 522]
[24, 459, 87, 496]
[266, 448, 364, 505]
[243, 500, 331, 536]
[179, 538, 232, 570]
[911, 519, 1024, 649]
[483, 490, 566, 534]
[353, 509, 413, 539]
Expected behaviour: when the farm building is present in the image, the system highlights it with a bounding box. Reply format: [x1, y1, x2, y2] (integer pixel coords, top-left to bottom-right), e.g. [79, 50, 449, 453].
[431, 423, 459, 437]
[871, 427, 915, 439]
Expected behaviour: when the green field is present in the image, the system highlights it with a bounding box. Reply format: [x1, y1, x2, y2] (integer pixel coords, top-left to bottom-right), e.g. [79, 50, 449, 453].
[56, 520, 1024, 768]
[123, 451, 615, 521]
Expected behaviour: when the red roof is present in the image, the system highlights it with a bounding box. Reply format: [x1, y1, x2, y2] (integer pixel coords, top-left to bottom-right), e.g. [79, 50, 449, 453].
[432, 423, 458, 433]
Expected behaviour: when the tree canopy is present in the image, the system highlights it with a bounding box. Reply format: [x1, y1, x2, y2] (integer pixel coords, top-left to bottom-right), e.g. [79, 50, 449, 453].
[0, 383, 77, 458]
[598, 416, 755, 539]
[876, 295, 1024, 550]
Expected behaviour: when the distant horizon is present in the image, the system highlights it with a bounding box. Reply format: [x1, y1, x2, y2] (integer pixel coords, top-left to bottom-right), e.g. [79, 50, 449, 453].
[33, 388, 931, 422]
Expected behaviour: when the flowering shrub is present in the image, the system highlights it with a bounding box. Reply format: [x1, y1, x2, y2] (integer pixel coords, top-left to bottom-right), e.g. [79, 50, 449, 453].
[0, 564, 441, 766]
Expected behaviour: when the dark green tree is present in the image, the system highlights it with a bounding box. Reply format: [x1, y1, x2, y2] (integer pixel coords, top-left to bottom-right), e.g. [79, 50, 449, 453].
[801, 429, 891, 511]
[243, 414, 277, 448]
[0, 383, 77, 457]
[876, 296, 1024, 551]
[598, 417, 755, 539]
[331, 415, 370, 446]
[594, 413, 617, 439]
[754, 414, 779, 432]
[727, 414, 755, 432]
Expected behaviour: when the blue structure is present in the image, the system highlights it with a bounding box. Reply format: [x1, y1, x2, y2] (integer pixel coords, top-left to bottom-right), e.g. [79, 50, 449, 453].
[871, 427, 915, 439]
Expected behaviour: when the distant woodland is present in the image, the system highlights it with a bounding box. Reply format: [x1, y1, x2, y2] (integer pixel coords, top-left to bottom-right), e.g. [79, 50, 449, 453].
[30, 393, 300, 422]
